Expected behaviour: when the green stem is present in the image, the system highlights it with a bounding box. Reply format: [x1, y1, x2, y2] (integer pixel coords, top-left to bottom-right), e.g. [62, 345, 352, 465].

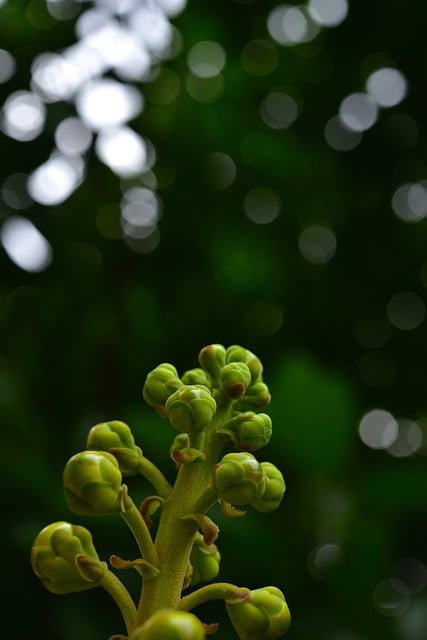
[178, 583, 250, 612]
[137, 457, 172, 499]
[135, 407, 232, 625]
[120, 490, 159, 568]
[99, 570, 137, 636]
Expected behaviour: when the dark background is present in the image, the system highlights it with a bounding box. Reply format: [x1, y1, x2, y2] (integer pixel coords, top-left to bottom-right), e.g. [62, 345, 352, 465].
[1, 1, 426, 639]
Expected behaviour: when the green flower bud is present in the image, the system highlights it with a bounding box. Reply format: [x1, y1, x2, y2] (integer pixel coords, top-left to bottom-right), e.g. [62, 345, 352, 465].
[226, 345, 263, 384]
[220, 362, 252, 400]
[31, 521, 105, 594]
[189, 532, 221, 586]
[86, 421, 143, 475]
[223, 412, 272, 452]
[165, 385, 216, 433]
[198, 344, 226, 384]
[234, 382, 271, 410]
[251, 463, 285, 513]
[215, 452, 265, 505]
[143, 363, 183, 415]
[226, 586, 291, 640]
[181, 367, 212, 389]
[130, 609, 206, 640]
[63, 451, 123, 515]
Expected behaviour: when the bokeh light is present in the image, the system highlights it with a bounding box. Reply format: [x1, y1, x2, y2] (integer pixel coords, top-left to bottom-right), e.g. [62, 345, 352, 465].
[27, 154, 84, 206]
[307, 0, 349, 27]
[54, 117, 92, 156]
[391, 182, 427, 223]
[298, 224, 336, 264]
[243, 187, 281, 224]
[1, 0, 187, 255]
[2, 173, 33, 210]
[260, 91, 299, 129]
[0, 49, 16, 83]
[386, 291, 426, 330]
[75, 79, 143, 131]
[187, 40, 226, 78]
[358, 409, 398, 449]
[307, 543, 343, 579]
[1, 91, 46, 141]
[0, 216, 52, 272]
[203, 152, 236, 190]
[391, 558, 427, 595]
[95, 127, 148, 177]
[324, 115, 362, 151]
[386, 419, 423, 458]
[373, 579, 411, 617]
[241, 39, 278, 77]
[267, 4, 320, 46]
[366, 67, 408, 108]
[339, 92, 378, 132]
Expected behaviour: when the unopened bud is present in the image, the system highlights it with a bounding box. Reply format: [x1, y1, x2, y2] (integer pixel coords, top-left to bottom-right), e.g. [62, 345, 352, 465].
[31, 521, 105, 594]
[251, 463, 285, 513]
[165, 385, 216, 433]
[226, 586, 291, 640]
[215, 452, 265, 506]
[143, 363, 183, 415]
[225, 346, 263, 384]
[198, 344, 226, 384]
[234, 382, 271, 410]
[189, 532, 221, 586]
[86, 421, 143, 475]
[130, 609, 206, 640]
[223, 412, 272, 452]
[220, 362, 252, 400]
[181, 368, 212, 389]
[63, 451, 123, 515]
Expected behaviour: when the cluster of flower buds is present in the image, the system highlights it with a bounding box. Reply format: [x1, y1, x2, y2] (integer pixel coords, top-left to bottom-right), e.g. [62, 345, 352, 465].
[198, 344, 270, 409]
[31, 344, 290, 640]
[215, 452, 285, 513]
[226, 586, 291, 640]
[142, 345, 272, 450]
[31, 522, 106, 594]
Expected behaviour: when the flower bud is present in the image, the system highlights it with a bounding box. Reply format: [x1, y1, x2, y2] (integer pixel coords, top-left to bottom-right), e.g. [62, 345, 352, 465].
[251, 463, 285, 513]
[63, 451, 123, 515]
[226, 586, 291, 640]
[225, 346, 263, 384]
[215, 452, 265, 506]
[198, 344, 226, 384]
[143, 363, 183, 415]
[165, 385, 216, 433]
[220, 362, 252, 400]
[234, 382, 271, 410]
[130, 609, 206, 640]
[31, 521, 105, 594]
[86, 421, 143, 475]
[181, 367, 212, 389]
[188, 532, 221, 586]
[223, 412, 272, 452]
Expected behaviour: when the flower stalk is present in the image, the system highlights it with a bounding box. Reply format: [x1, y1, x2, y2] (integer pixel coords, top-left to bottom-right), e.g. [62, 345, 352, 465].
[31, 344, 289, 639]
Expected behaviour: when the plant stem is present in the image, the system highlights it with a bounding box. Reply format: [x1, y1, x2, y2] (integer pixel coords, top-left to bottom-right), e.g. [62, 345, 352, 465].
[178, 583, 250, 612]
[135, 407, 232, 626]
[137, 457, 172, 499]
[120, 490, 158, 568]
[99, 570, 137, 636]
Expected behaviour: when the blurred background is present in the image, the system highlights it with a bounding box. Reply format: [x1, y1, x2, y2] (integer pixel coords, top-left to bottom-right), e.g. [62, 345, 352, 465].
[1, 0, 427, 638]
